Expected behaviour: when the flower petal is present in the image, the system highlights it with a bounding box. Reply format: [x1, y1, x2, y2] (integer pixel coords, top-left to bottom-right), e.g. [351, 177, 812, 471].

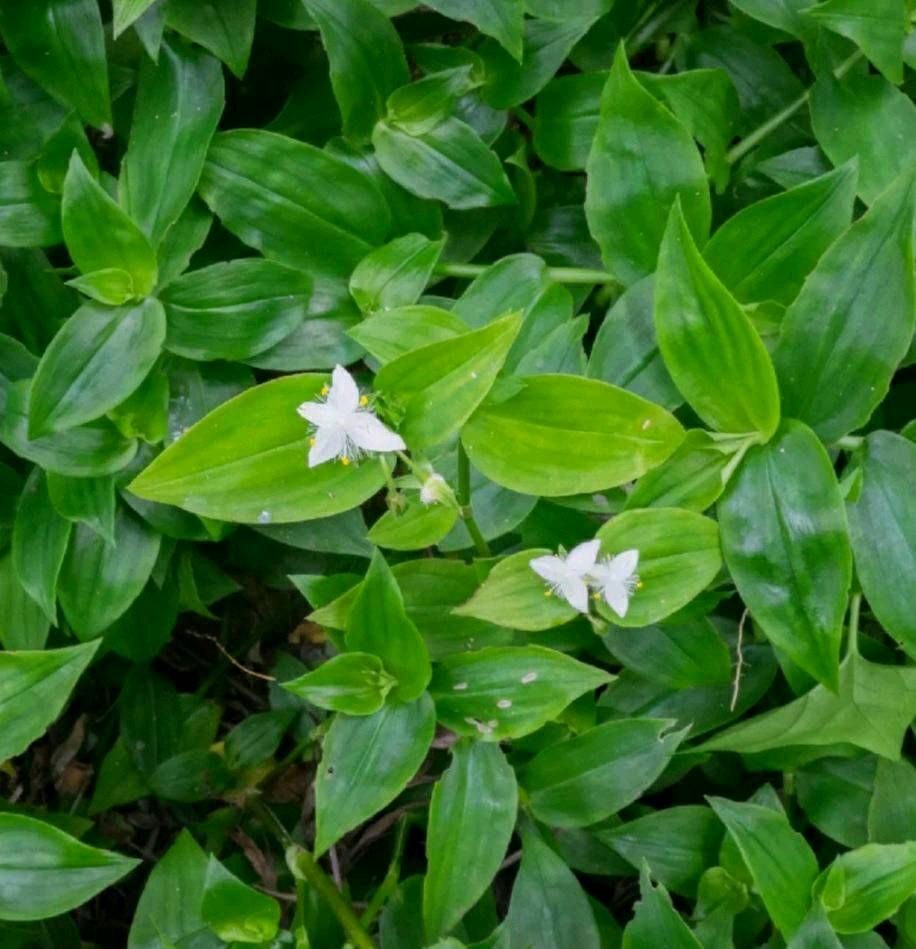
[327, 365, 360, 413]
[565, 538, 601, 575]
[602, 549, 640, 583]
[602, 580, 630, 618]
[308, 425, 346, 467]
[529, 555, 569, 585]
[559, 576, 590, 614]
[297, 401, 337, 426]
[347, 412, 406, 452]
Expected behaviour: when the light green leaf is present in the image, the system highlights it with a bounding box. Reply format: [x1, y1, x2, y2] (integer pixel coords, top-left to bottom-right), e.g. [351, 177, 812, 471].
[121, 39, 225, 246]
[773, 168, 915, 443]
[522, 719, 686, 827]
[0, 641, 98, 763]
[347, 305, 467, 364]
[345, 550, 431, 701]
[429, 645, 613, 741]
[368, 499, 458, 551]
[314, 693, 435, 855]
[349, 233, 444, 314]
[201, 856, 280, 944]
[424, 741, 517, 940]
[29, 299, 166, 436]
[708, 796, 819, 938]
[376, 310, 521, 450]
[654, 200, 780, 439]
[281, 652, 395, 715]
[129, 374, 387, 523]
[585, 45, 710, 286]
[461, 374, 684, 496]
[61, 154, 157, 298]
[0, 814, 138, 922]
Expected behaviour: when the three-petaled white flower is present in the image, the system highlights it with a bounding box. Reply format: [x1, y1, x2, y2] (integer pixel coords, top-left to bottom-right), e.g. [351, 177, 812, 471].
[529, 539, 600, 615]
[589, 549, 640, 618]
[297, 365, 405, 468]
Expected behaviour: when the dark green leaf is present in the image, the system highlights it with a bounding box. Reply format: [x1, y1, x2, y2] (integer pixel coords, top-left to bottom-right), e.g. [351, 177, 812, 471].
[165, 0, 256, 78]
[622, 865, 703, 949]
[422, 0, 524, 61]
[0, 162, 61, 247]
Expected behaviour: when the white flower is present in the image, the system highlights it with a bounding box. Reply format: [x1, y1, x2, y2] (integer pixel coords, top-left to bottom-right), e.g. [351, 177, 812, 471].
[529, 539, 600, 614]
[589, 549, 640, 618]
[297, 365, 405, 468]
[420, 472, 451, 506]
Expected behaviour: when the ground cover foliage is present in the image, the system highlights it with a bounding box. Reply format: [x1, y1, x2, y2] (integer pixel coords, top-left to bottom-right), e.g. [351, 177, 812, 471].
[0, 0, 914, 946]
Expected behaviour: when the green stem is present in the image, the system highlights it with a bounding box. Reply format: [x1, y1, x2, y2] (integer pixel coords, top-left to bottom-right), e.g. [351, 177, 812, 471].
[359, 817, 409, 928]
[435, 262, 619, 286]
[847, 592, 862, 656]
[457, 443, 491, 558]
[287, 846, 376, 949]
[726, 49, 863, 166]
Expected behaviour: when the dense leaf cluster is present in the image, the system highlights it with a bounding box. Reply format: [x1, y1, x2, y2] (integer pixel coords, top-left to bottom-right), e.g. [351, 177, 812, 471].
[0, 0, 913, 947]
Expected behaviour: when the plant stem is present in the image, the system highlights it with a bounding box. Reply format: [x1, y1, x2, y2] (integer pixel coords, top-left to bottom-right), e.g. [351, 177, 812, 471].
[847, 592, 862, 656]
[435, 262, 619, 286]
[287, 845, 376, 949]
[359, 817, 409, 928]
[725, 49, 863, 166]
[457, 442, 491, 558]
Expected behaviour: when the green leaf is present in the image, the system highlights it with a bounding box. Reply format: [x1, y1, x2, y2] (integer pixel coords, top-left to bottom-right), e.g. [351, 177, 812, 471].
[698, 650, 916, 760]
[603, 618, 732, 690]
[129, 374, 387, 523]
[306, 0, 409, 144]
[29, 299, 166, 436]
[373, 117, 516, 210]
[314, 693, 435, 855]
[422, 0, 524, 61]
[810, 71, 916, 205]
[112, 0, 159, 38]
[349, 233, 444, 314]
[461, 374, 684, 496]
[821, 843, 916, 934]
[0, 552, 50, 650]
[703, 163, 858, 306]
[868, 758, 916, 845]
[594, 508, 722, 628]
[223, 710, 293, 770]
[428, 645, 612, 741]
[119, 666, 185, 777]
[201, 856, 280, 944]
[0, 813, 138, 922]
[0, 380, 138, 478]
[58, 508, 161, 640]
[847, 432, 916, 656]
[708, 797, 819, 938]
[0, 161, 61, 247]
[120, 39, 225, 246]
[46, 471, 117, 543]
[773, 168, 915, 443]
[282, 652, 395, 715]
[504, 825, 601, 949]
[164, 0, 256, 78]
[585, 45, 710, 287]
[199, 130, 391, 283]
[386, 66, 480, 136]
[522, 719, 686, 827]
[598, 807, 724, 898]
[805, 0, 907, 85]
[61, 154, 157, 298]
[622, 865, 703, 949]
[346, 550, 431, 701]
[12, 470, 71, 623]
[0, 0, 110, 128]
[65, 269, 135, 306]
[453, 547, 585, 632]
[161, 259, 310, 361]
[368, 499, 458, 551]
[127, 830, 213, 949]
[718, 421, 850, 690]
[655, 200, 780, 439]
[0, 641, 98, 763]
[375, 310, 521, 450]
[588, 276, 681, 411]
[424, 741, 518, 940]
[534, 71, 604, 172]
[478, 17, 596, 110]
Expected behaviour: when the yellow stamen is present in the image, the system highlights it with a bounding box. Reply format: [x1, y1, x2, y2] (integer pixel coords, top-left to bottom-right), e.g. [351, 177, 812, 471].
[544, 589, 552, 597]
[636, 580, 644, 590]
[359, 395, 369, 406]
[341, 456, 351, 466]
[592, 592, 601, 601]
[309, 437, 316, 446]
[320, 384, 330, 396]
